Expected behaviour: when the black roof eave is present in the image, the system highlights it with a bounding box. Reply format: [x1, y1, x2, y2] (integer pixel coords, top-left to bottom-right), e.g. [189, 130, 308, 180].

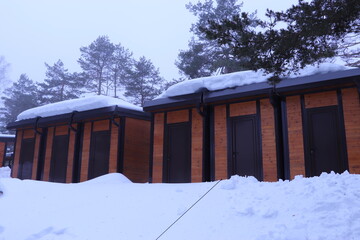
[144, 68, 360, 110]
[143, 92, 202, 112]
[7, 105, 150, 130]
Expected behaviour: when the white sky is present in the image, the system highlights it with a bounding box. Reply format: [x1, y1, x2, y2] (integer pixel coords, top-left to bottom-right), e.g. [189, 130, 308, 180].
[0, 0, 298, 85]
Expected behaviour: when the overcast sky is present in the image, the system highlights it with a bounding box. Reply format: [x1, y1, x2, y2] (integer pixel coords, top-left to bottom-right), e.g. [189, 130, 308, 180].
[0, 0, 298, 86]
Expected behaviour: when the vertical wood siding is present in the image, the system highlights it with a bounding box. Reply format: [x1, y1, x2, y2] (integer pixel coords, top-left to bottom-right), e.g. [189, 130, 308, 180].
[286, 96, 305, 178]
[229, 101, 256, 117]
[342, 87, 360, 173]
[260, 99, 278, 181]
[167, 109, 189, 124]
[11, 130, 23, 178]
[123, 118, 150, 182]
[80, 122, 92, 182]
[43, 127, 54, 181]
[152, 113, 164, 183]
[304, 91, 337, 108]
[0, 142, 5, 166]
[191, 109, 203, 182]
[214, 105, 228, 180]
[31, 131, 42, 180]
[109, 118, 120, 174]
[66, 126, 76, 183]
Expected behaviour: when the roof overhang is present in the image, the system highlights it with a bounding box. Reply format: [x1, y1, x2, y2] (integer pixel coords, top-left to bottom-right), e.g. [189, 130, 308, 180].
[7, 105, 151, 130]
[144, 68, 360, 111]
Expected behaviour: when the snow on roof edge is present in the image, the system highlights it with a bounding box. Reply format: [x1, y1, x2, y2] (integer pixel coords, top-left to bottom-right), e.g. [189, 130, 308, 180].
[17, 95, 143, 121]
[158, 63, 355, 99]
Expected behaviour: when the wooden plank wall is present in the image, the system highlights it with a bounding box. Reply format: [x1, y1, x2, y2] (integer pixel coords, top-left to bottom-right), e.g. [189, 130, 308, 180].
[0, 142, 5, 166]
[109, 118, 120, 174]
[260, 99, 277, 182]
[31, 130, 42, 180]
[11, 130, 23, 178]
[152, 113, 164, 183]
[286, 96, 305, 179]
[214, 105, 227, 180]
[43, 127, 54, 181]
[80, 122, 92, 182]
[123, 118, 150, 183]
[66, 126, 76, 183]
[191, 109, 203, 182]
[342, 87, 360, 173]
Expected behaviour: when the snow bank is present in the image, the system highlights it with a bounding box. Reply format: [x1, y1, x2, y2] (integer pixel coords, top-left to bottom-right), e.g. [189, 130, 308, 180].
[79, 173, 132, 184]
[0, 167, 11, 178]
[17, 95, 143, 121]
[0, 171, 359, 240]
[159, 63, 353, 98]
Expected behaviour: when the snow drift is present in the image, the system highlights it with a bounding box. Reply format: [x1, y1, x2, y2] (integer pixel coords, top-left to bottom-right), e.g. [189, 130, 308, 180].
[0, 167, 359, 240]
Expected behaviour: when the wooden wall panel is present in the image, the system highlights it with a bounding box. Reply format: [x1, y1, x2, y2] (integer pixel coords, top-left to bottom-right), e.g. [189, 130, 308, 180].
[153, 113, 164, 183]
[55, 125, 68, 136]
[109, 118, 120, 174]
[93, 120, 110, 132]
[191, 108, 203, 182]
[260, 99, 277, 182]
[229, 101, 256, 117]
[167, 109, 189, 124]
[0, 142, 5, 166]
[31, 133, 41, 180]
[12, 130, 23, 178]
[342, 88, 360, 174]
[214, 105, 228, 180]
[286, 96, 305, 178]
[80, 122, 92, 182]
[43, 127, 54, 181]
[304, 91, 337, 108]
[123, 118, 150, 183]
[23, 129, 35, 139]
[66, 129, 76, 183]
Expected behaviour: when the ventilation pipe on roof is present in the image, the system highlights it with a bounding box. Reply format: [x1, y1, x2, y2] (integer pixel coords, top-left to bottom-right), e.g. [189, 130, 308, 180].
[33, 116, 42, 135]
[68, 111, 78, 132]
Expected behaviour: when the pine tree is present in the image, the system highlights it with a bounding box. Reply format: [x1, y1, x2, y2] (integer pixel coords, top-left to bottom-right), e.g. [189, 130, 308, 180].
[0, 56, 11, 94]
[0, 74, 39, 131]
[124, 57, 164, 106]
[176, 0, 249, 79]
[109, 44, 134, 98]
[78, 36, 115, 95]
[38, 60, 84, 104]
[199, 0, 360, 83]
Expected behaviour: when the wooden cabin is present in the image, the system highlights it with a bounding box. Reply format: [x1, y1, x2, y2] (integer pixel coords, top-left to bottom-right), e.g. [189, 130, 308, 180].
[0, 134, 15, 168]
[144, 67, 360, 183]
[7, 96, 151, 183]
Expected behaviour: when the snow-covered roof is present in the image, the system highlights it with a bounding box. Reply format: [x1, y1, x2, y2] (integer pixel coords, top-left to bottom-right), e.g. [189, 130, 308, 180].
[0, 134, 15, 139]
[159, 63, 353, 99]
[17, 95, 142, 121]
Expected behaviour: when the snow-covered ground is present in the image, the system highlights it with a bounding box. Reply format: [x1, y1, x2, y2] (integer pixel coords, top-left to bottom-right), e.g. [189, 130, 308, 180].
[0, 167, 359, 240]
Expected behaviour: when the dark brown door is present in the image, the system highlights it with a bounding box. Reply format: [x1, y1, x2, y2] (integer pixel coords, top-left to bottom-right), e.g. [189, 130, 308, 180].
[230, 115, 262, 180]
[49, 135, 69, 183]
[164, 122, 191, 183]
[18, 138, 35, 179]
[305, 106, 346, 176]
[88, 130, 110, 179]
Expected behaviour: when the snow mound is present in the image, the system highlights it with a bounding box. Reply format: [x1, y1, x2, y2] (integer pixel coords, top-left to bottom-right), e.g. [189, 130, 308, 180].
[159, 63, 353, 98]
[0, 167, 11, 178]
[0, 171, 359, 239]
[17, 95, 143, 121]
[0, 134, 15, 138]
[80, 173, 132, 184]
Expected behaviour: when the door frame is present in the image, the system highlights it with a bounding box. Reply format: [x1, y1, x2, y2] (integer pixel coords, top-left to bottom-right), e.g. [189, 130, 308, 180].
[228, 114, 263, 180]
[163, 121, 192, 183]
[302, 99, 348, 177]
